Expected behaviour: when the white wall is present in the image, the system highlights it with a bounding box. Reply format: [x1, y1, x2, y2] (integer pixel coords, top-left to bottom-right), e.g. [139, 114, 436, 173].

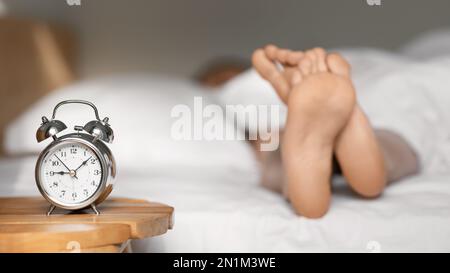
[4, 0, 450, 78]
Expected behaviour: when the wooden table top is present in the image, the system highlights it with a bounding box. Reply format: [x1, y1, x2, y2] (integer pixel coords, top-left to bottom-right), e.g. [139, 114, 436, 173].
[0, 197, 174, 253]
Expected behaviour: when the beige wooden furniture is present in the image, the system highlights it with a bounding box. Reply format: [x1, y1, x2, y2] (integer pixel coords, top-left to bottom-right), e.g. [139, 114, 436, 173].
[0, 197, 174, 253]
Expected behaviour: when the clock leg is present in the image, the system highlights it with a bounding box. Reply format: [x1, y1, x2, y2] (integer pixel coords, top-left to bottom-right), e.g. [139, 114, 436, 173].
[91, 204, 100, 215]
[47, 205, 56, 216]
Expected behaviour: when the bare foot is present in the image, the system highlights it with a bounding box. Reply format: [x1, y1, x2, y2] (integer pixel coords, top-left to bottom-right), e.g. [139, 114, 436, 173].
[253, 46, 356, 218]
[327, 55, 387, 197]
[253, 45, 388, 215]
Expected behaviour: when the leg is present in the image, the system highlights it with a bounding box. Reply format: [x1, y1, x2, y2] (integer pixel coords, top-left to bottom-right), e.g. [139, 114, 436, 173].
[256, 129, 419, 195]
[327, 54, 418, 196]
[253, 46, 355, 218]
[255, 132, 341, 198]
[252, 45, 420, 217]
[46, 204, 56, 216]
[282, 80, 354, 218]
[91, 204, 100, 215]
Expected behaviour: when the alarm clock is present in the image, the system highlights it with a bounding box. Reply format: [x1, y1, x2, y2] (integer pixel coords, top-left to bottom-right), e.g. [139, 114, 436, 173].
[35, 100, 116, 215]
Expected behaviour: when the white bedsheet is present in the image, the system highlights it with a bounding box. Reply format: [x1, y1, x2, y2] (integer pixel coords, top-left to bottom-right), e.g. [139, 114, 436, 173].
[1, 156, 450, 252]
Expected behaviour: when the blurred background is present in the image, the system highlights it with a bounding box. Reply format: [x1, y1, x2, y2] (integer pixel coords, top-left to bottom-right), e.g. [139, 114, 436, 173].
[1, 0, 450, 153]
[2, 0, 450, 78]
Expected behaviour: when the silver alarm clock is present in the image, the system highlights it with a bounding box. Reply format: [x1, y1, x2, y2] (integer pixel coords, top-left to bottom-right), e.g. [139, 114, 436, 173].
[35, 100, 116, 215]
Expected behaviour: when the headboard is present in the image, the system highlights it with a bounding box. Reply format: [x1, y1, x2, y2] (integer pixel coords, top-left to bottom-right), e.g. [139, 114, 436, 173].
[0, 17, 77, 155]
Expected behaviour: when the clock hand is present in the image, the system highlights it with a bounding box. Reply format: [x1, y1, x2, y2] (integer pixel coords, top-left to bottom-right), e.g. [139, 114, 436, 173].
[54, 155, 71, 172]
[75, 156, 93, 172]
[54, 155, 78, 179]
[54, 171, 70, 175]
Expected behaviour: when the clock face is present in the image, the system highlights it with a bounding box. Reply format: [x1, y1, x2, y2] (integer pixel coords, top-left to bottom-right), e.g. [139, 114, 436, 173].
[39, 142, 103, 205]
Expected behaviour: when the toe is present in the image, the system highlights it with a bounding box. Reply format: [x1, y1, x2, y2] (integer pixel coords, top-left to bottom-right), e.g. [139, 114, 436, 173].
[276, 48, 291, 64]
[283, 67, 302, 86]
[326, 53, 351, 77]
[264, 44, 278, 60]
[252, 48, 290, 102]
[314, 48, 328, 72]
[291, 70, 303, 86]
[305, 50, 318, 73]
[286, 51, 304, 66]
[298, 57, 312, 76]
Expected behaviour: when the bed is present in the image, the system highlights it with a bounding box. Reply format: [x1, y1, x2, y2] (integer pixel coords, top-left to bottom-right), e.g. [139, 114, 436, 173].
[2, 154, 450, 252]
[2, 28, 450, 253]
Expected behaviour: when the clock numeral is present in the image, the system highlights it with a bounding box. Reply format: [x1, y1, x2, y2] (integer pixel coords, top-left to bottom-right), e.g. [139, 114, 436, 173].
[70, 148, 77, 154]
[90, 158, 96, 164]
[49, 171, 55, 176]
[94, 170, 101, 176]
[91, 181, 97, 187]
[72, 192, 77, 199]
[84, 150, 87, 156]
[52, 161, 60, 167]
[60, 151, 67, 157]
[51, 182, 58, 188]
[83, 189, 89, 196]
[60, 190, 66, 197]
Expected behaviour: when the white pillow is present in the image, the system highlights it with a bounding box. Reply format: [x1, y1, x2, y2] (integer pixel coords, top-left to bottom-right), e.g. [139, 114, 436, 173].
[218, 69, 287, 134]
[5, 74, 257, 173]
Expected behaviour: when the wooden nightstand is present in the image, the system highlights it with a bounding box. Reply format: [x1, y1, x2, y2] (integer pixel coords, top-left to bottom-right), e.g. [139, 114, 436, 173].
[0, 197, 174, 253]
